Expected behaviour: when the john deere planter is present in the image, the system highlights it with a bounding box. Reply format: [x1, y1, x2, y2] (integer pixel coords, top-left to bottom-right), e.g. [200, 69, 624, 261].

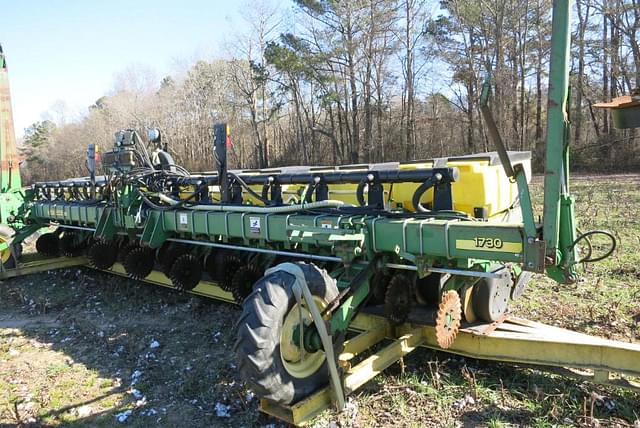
[1, 1, 638, 425]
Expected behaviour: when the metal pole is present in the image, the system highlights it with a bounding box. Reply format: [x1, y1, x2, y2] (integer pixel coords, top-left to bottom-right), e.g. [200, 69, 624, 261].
[542, 0, 572, 259]
[213, 123, 229, 202]
[0, 44, 22, 193]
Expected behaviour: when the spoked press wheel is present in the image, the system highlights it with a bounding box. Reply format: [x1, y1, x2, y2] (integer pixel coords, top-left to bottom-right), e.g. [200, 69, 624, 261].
[87, 239, 118, 269]
[0, 225, 19, 269]
[435, 290, 462, 349]
[234, 262, 340, 405]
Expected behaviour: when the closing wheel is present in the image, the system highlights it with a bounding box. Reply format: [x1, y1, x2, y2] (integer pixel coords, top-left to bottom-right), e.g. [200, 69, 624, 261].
[230, 263, 263, 304]
[0, 225, 18, 269]
[36, 232, 60, 257]
[370, 269, 391, 304]
[219, 253, 243, 291]
[169, 253, 202, 290]
[58, 231, 88, 257]
[158, 243, 184, 275]
[435, 290, 462, 349]
[87, 239, 118, 269]
[123, 246, 155, 279]
[234, 262, 340, 405]
[384, 273, 414, 324]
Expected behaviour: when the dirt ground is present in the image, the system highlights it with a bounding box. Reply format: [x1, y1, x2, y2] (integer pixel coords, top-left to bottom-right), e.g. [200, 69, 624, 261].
[1, 176, 639, 427]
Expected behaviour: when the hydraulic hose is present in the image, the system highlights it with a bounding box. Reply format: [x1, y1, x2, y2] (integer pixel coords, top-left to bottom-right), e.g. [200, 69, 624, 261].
[356, 179, 368, 207]
[569, 229, 617, 264]
[411, 176, 437, 213]
[228, 171, 270, 205]
[156, 193, 351, 214]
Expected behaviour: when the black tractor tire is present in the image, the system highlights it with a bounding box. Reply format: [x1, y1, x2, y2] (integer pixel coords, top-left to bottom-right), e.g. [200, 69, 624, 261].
[0, 225, 19, 269]
[234, 262, 340, 405]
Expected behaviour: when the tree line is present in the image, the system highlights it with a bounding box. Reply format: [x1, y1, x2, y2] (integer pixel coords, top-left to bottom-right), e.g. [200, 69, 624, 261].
[19, 0, 639, 184]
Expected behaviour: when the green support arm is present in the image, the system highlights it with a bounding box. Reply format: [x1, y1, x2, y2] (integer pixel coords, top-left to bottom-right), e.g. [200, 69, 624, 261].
[542, 0, 579, 283]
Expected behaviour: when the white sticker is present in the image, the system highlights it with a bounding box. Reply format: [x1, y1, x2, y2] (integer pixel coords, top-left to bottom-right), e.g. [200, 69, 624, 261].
[249, 216, 261, 233]
[179, 213, 188, 226]
[320, 221, 333, 229]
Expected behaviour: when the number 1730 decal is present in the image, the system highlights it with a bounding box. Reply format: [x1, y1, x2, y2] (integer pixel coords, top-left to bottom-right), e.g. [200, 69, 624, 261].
[455, 237, 522, 253]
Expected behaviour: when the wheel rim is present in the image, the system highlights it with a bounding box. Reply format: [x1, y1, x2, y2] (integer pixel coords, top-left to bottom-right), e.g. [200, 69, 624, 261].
[280, 296, 328, 379]
[0, 235, 11, 264]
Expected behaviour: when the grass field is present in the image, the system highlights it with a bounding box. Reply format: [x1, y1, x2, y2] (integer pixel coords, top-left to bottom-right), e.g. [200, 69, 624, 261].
[1, 176, 639, 427]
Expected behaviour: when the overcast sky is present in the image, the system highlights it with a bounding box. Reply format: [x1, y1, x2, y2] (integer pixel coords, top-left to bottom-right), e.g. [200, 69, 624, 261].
[2, 0, 285, 137]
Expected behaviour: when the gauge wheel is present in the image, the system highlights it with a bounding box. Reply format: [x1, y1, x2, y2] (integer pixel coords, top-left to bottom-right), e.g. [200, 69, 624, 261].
[472, 271, 513, 322]
[234, 262, 341, 405]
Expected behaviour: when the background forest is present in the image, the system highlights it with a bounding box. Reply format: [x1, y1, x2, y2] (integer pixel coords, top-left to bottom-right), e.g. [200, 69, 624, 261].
[19, 0, 639, 183]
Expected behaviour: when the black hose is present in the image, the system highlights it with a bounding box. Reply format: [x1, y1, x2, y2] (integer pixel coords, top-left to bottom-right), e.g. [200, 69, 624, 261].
[569, 229, 617, 264]
[261, 183, 271, 204]
[303, 183, 315, 203]
[138, 187, 202, 211]
[302, 206, 473, 221]
[228, 172, 270, 205]
[356, 179, 367, 207]
[411, 177, 436, 213]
